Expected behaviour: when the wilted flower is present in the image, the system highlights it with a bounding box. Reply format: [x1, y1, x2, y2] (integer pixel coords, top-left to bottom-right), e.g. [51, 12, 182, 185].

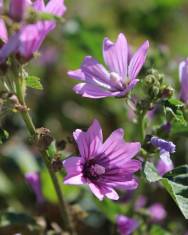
[0, 0, 66, 62]
[116, 215, 139, 235]
[63, 120, 141, 200]
[157, 150, 174, 176]
[68, 33, 149, 98]
[179, 59, 188, 104]
[148, 203, 167, 222]
[25, 171, 44, 204]
[151, 136, 176, 154]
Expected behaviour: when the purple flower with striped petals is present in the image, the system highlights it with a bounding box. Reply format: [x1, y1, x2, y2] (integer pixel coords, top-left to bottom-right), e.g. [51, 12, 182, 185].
[63, 119, 141, 200]
[0, 0, 66, 62]
[157, 150, 174, 176]
[151, 136, 176, 154]
[68, 33, 149, 99]
[116, 215, 139, 235]
[25, 171, 44, 204]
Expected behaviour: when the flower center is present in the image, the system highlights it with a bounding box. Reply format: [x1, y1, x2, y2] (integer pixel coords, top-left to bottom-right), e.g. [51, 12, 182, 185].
[83, 159, 105, 180]
[109, 72, 128, 91]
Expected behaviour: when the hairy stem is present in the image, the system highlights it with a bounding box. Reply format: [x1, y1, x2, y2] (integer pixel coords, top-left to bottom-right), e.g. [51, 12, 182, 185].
[137, 112, 145, 142]
[15, 75, 76, 235]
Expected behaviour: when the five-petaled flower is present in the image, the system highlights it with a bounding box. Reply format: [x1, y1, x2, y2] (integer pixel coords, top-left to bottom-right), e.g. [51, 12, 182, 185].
[63, 119, 141, 200]
[68, 33, 149, 98]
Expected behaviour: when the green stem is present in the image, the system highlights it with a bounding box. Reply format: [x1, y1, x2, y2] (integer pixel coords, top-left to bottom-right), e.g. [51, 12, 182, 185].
[15, 76, 76, 235]
[137, 112, 145, 142]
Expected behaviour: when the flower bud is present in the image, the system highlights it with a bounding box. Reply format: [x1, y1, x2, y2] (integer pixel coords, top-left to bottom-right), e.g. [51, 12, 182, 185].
[9, 0, 28, 22]
[36, 127, 53, 150]
[25, 171, 44, 204]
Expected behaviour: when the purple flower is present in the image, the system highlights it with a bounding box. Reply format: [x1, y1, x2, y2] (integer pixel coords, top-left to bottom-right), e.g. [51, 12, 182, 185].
[25, 171, 44, 204]
[135, 195, 147, 210]
[9, 0, 28, 22]
[68, 33, 149, 99]
[0, 0, 66, 62]
[148, 203, 167, 222]
[156, 150, 174, 176]
[151, 136, 176, 154]
[116, 215, 139, 235]
[179, 59, 188, 104]
[63, 120, 141, 200]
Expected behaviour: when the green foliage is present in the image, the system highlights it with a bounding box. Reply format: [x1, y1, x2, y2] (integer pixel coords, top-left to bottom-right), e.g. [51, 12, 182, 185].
[163, 98, 186, 126]
[94, 198, 129, 222]
[0, 129, 9, 144]
[26, 76, 43, 90]
[150, 225, 171, 235]
[144, 162, 188, 219]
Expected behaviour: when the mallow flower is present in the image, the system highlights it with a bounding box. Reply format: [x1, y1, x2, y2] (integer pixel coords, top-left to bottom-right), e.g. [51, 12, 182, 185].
[116, 215, 139, 235]
[63, 120, 141, 200]
[68, 33, 149, 98]
[0, 0, 66, 62]
[179, 58, 188, 104]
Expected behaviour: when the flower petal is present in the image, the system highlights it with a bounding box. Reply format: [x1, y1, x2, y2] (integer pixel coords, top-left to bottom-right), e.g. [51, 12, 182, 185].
[32, 0, 45, 11]
[179, 59, 188, 103]
[0, 19, 8, 44]
[81, 56, 112, 89]
[64, 174, 85, 185]
[0, 32, 20, 63]
[103, 187, 119, 200]
[128, 40, 149, 80]
[103, 33, 128, 78]
[73, 83, 113, 98]
[63, 156, 82, 176]
[73, 120, 103, 160]
[67, 69, 85, 81]
[88, 182, 104, 200]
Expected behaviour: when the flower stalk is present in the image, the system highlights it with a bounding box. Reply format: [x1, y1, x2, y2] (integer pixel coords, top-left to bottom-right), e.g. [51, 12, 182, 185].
[14, 67, 76, 235]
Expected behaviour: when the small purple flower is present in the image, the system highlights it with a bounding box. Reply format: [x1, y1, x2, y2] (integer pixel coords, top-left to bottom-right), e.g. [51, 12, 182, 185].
[135, 195, 147, 210]
[25, 171, 44, 204]
[116, 215, 139, 235]
[63, 119, 141, 200]
[9, 0, 28, 22]
[148, 203, 167, 222]
[68, 33, 149, 99]
[157, 150, 174, 176]
[179, 59, 188, 104]
[0, 0, 66, 62]
[151, 136, 176, 154]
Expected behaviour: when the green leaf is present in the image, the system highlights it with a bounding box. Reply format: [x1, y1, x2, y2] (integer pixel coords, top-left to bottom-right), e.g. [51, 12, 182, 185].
[94, 198, 129, 221]
[144, 162, 188, 219]
[0, 129, 9, 144]
[150, 225, 171, 235]
[164, 98, 184, 108]
[26, 76, 43, 90]
[163, 98, 186, 126]
[143, 161, 162, 182]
